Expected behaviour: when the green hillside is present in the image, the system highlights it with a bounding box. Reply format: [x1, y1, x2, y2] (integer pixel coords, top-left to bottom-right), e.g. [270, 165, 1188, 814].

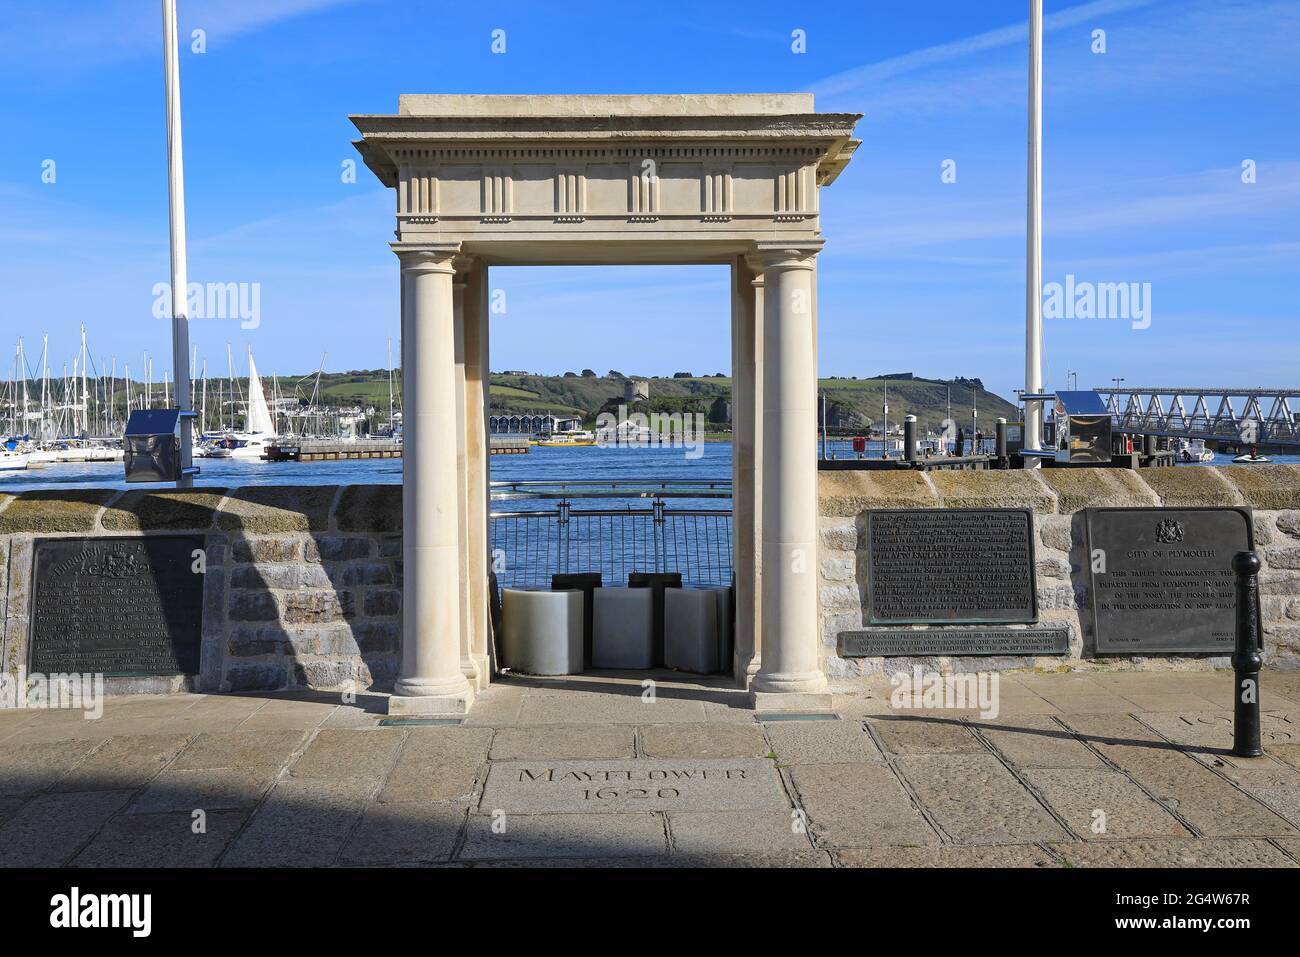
[79, 368, 1018, 436]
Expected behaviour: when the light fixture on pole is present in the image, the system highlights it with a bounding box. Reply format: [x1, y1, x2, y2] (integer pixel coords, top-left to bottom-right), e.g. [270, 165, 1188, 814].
[162, 0, 197, 486]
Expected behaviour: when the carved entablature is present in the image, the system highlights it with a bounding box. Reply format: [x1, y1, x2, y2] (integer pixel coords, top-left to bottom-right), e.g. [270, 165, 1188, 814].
[351, 94, 861, 259]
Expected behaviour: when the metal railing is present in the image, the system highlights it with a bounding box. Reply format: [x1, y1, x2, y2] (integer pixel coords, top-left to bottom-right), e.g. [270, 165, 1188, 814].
[489, 480, 733, 589]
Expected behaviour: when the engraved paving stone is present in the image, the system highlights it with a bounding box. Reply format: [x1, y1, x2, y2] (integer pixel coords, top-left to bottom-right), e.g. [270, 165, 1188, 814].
[1084, 507, 1255, 653]
[28, 535, 204, 675]
[867, 509, 1037, 624]
[478, 758, 788, 813]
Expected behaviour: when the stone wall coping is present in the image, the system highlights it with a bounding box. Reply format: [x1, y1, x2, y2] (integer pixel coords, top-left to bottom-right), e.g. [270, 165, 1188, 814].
[816, 464, 1299, 515]
[0, 468, 1296, 537]
[0, 484, 403, 536]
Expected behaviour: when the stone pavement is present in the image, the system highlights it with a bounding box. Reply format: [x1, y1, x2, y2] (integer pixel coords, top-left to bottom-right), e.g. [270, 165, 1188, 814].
[2, 670, 1300, 867]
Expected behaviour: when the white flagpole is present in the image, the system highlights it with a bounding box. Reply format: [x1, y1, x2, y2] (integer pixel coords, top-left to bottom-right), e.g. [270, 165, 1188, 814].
[1023, 0, 1045, 466]
[163, 0, 195, 485]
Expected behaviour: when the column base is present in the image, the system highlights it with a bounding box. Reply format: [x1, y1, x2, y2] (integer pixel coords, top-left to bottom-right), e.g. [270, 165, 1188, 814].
[390, 673, 475, 715]
[750, 690, 835, 712]
[386, 688, 475, 716]
[749, 668, 831, 711]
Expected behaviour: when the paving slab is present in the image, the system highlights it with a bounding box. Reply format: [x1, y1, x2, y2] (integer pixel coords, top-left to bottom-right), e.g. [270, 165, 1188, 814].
[220, 775, 375, 867]
[378, 727, 492, 802]
[0, 738, 105, 795]
[0, 790, 134, 866]
[1063, 713, 1298, 837]
[479, 758, 788, 814]
[869, 716, 985, 755]
[514, 692, 707, 725]
[340, 801, 467, 864]
[668, 809, 815, 854]
[290, 728, 406, 779]
[459, 811, 667, 860]
[764, 719, 884, 765]
[128, 767, 279, 814]
[788, 762, 938, 847]
[1138, 711, 1237, 749]
[460, 689, 526, 727]
[489, 725, 636, 760]
[72, 810, 250, 868]
[53, 733, 192, 791]
[895, 754, 1070, 845]
[1022, 768, 1188, 840]
[1049, 838, 1297, 868]
[661, 850, 834, 868]
[836, 845, 1060, 868]
[170, 730, 306, 771]
[639, 723, 769, 759]
[1275, 837, 1300, 863]
[1115, 692, 1223, 713]
[236, 705, 338, 731]
[0, 796, 29, 829]
[974, 715, 1107, 769]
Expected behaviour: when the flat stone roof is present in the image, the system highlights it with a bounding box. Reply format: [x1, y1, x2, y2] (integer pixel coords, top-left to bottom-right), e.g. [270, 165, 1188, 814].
[397, 93, 816, 117]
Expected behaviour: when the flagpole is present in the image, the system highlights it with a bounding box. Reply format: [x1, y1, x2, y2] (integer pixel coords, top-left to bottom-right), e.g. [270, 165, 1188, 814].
[1023, 0, 1045, 466]
[163, 0, 196, 486]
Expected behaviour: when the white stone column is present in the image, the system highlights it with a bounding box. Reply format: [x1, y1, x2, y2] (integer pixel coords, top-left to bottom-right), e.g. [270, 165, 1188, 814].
[730, 255, 762, 684]
[390, 245, 474, 714]
[462, 259, 492, 687]
[751, 242, 830, 709]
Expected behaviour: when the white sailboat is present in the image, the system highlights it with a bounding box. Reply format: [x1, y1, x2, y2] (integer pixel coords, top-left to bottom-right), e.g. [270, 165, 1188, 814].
[200, 348, 276, 459]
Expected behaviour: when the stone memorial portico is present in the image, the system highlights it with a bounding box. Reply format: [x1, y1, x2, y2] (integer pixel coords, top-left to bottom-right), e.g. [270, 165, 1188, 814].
[350, 94, 861, 715]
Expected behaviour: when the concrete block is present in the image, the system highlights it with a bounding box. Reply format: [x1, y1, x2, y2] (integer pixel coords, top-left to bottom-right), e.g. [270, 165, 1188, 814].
[592, 587, 654, 669]
[665, 588, 720, 674]
[502, 588, 583, 675]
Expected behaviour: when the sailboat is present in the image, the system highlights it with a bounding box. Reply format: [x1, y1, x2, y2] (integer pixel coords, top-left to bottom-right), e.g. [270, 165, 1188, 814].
[200, 348, 276, 460]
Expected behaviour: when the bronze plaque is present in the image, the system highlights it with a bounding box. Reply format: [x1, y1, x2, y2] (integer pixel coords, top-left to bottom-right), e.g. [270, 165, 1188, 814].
[1085, 507, 1254, 654]
[867, 509, 1037, 624]
[28, 536, 204, 675]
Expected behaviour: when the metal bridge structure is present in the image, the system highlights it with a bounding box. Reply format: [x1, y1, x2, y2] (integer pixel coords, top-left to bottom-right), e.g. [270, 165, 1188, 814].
[1094, 387, 1300, 448]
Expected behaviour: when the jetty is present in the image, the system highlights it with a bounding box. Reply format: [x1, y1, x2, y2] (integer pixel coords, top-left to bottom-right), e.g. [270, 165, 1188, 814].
[264, 435, 528, 462]
[265, 439, 401, 462]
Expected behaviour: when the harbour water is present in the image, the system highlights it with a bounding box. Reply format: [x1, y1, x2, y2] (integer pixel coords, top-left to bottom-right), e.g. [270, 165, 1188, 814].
[1, 442, 1293, 497]
[0, 442, 733, 496]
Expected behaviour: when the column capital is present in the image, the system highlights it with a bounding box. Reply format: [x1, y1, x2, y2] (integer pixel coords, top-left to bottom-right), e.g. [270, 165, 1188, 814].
[452, 253, 478, 286]
[392, 242, 462, 274]
[749, 240, 824, 273]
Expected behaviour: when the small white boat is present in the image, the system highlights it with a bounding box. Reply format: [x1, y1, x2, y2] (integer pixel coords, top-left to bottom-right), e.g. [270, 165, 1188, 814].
[1233, 451, 1271, 464]
[1174, 438, 1215, 463]
[0, 450, 30, 471]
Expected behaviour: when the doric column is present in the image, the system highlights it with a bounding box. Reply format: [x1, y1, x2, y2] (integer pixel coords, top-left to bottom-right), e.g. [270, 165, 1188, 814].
[390, 244, 474, 714]
[750, 242, 831, 709]
[731, 255, 762, 684]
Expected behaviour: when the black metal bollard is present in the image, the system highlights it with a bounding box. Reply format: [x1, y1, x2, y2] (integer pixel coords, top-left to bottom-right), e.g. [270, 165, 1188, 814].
[904, 415, 918, 463]
[1231, 550, 1263, 757]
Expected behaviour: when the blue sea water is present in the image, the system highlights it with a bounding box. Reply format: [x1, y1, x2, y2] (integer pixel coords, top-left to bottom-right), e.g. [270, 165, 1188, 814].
[0, 443, 734, 494]
[1, 442, 1293, 497]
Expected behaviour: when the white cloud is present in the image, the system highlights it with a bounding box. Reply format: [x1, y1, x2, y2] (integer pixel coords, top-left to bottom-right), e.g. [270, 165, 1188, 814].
[812, 0, 1300, 119]
[0, 0, 367, 70]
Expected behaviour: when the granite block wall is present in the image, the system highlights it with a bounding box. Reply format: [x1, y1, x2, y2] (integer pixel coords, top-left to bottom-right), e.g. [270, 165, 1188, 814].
[817, 464, 1300, 689]
[0, 485, 403, 695]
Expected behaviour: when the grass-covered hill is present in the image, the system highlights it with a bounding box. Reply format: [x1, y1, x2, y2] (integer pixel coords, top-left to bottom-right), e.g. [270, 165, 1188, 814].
[85, 369, 1018, 435]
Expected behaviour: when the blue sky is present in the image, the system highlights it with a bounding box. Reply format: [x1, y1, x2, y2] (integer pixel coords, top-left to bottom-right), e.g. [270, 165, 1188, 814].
[1, 0, 1297, 402]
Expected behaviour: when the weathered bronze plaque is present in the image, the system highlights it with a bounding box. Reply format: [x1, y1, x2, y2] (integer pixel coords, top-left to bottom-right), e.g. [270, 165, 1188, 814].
[1085, 507, 1254, 654]
[28, 536, 204, 675]
[840, 626, 1068, 657]
[867, 509, 1037, 624]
